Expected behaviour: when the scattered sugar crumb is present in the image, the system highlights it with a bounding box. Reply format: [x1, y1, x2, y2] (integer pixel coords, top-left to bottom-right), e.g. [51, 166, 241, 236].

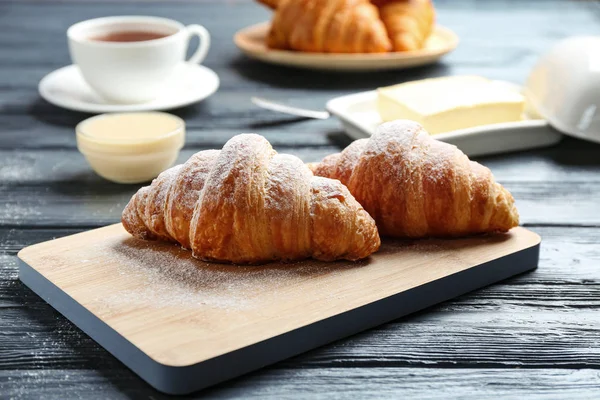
[0, 154, 37, 181]
[90, 238, 353, 312]
[0, 203, 41, 222]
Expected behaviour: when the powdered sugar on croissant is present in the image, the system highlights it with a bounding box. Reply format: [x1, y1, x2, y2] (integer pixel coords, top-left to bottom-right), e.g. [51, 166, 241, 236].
[122, 134, 380, 264]
[310, 120, 519, 238]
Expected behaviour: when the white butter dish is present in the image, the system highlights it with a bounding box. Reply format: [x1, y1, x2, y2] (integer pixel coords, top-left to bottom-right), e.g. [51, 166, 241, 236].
[525, 36, 600, 143]
[326, 82, 563, 157]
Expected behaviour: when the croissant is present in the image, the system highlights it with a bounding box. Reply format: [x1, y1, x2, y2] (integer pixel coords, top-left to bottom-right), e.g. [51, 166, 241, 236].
[261, 0, 435, 53]
[309, 120, 519, 238]
[267, 0, 393, 53]
[376, 0, 435, 51]
[122, 134, 380, 264]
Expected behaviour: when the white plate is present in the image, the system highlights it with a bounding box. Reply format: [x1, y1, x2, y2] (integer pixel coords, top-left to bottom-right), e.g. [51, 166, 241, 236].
[326, 82, 563, 157]
[39, 64, 220, 113]
[234, 22, 458, 72]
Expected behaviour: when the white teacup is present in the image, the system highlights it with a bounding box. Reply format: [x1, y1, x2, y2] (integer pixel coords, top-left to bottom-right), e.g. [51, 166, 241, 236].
[67, 16, 210, 104]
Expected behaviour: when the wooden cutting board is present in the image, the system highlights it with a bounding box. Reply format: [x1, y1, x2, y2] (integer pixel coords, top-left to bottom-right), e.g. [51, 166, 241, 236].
[18, 224, 540, 395]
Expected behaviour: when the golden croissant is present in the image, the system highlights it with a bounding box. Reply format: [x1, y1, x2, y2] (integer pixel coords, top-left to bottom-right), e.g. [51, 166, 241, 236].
[260, 0, 435, 53]
[122, 134, 380, 264]
[376, 0, 435, 51]
[309, 120, 519, 238]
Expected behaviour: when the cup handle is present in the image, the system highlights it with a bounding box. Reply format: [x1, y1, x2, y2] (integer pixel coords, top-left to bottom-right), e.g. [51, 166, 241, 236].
[185, 24, 210, 65]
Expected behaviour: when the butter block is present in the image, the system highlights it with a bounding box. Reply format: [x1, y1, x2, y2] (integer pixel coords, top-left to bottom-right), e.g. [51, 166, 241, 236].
[377, 76, 525, 134]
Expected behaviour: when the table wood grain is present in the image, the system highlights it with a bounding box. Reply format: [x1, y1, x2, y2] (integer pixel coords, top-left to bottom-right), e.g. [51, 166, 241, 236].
[1, 0, 600, 398]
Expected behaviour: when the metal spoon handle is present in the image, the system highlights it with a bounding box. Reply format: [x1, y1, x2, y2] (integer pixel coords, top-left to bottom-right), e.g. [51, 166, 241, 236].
[251, 97, 330, 120]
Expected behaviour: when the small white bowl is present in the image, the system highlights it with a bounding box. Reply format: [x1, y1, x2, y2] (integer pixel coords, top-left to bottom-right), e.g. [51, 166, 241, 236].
[524, 36, 600, 143]
[76, 112, 185, 184]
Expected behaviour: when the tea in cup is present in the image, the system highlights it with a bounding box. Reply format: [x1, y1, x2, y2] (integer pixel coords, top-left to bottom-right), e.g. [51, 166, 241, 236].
[67, 16, 210, 104]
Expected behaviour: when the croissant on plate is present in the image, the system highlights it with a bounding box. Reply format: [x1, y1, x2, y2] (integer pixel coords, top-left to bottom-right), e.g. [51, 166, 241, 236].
[309, 120, 519, 238]
[122, 134, 380, 264]
[259, 0, 435, 53]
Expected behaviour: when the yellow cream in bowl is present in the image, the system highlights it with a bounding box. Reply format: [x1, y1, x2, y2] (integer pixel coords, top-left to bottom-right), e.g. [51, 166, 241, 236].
[76, 112, 185, 184]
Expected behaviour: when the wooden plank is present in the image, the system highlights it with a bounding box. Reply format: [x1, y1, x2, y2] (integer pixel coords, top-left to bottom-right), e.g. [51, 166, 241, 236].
[1, 137, 600, 182]
[2, 368, 600, 399]
[3, 297, 599, 370]
[0, 112, 341, 150]
[0, 1, 598, 126]
[0, 226, 598, 372]
[2, 226, 598, 284]
[0, 180, 598, 227]
[0, 1, 596, 72]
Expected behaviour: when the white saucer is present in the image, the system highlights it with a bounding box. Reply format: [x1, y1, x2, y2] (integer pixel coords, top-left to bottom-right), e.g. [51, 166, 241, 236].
[39, 64, 220, 113]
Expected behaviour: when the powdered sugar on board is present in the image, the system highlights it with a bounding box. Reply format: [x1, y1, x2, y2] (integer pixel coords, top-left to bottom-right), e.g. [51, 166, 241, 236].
[89, 235, 359, 312]
[82, 234, 469, 314]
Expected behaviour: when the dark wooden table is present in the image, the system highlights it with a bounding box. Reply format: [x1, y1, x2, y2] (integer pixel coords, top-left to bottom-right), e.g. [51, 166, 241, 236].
[2, 0, 600, 398]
